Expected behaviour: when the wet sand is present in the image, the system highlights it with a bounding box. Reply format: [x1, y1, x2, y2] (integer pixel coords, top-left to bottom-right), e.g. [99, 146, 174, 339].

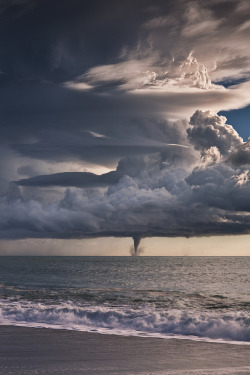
[0, 326, 250, 375]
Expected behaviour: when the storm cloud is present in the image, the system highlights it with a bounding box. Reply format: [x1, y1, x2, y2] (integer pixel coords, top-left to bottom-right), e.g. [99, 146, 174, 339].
[2, 110, 250, 241]
[1, 0, 250, 249]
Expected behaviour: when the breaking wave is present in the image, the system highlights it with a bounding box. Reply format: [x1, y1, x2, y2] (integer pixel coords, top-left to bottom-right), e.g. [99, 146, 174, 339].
[1, 298, 250, 344]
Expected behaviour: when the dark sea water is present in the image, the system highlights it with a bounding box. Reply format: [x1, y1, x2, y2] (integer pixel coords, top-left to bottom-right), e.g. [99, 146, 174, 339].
[0, 256, 249, 345]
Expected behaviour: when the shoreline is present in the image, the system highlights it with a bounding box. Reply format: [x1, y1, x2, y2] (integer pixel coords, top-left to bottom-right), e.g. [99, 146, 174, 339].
[1, 322, 250, 347]
[1, 325, 250, 374]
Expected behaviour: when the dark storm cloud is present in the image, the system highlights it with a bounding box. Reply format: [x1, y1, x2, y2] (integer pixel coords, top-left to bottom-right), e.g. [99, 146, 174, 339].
[15, 171, 121, 188]
[2, 110, 250, 241]
[1, 79, 248, 173]
[0, 0, 176, 82]
[12, 142, 169, 167]
[3, 160, 250, 240]
[14, 146, 195, 188]
[186, 164, 250, 211]
[0, 81, 194, 168]
[1, 0, 250, 244]
[0, 0, 125, 81]
[1, 0, 250, 84]
[1, 0, 250, 173]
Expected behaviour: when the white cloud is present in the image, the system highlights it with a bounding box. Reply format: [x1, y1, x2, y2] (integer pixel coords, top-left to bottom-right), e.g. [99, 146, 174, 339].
[187, 110, 243, 155]
[234, 170, 249, 186]
[75, 52, 215, 91]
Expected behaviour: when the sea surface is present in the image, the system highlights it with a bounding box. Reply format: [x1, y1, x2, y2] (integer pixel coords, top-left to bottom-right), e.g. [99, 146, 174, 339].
[0, 256, 249, 345]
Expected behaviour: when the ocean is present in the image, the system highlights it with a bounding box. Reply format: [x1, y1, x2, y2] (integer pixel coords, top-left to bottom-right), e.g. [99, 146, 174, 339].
[0, 256, 249, 345]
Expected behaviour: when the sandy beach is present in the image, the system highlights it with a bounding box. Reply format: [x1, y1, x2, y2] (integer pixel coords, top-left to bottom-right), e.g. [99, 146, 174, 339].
[0, 326, 250, 375]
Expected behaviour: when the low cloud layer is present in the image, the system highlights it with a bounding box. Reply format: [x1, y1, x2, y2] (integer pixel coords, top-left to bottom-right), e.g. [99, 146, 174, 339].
[15, 171, 121, 188]
[1, 110, 250, 241]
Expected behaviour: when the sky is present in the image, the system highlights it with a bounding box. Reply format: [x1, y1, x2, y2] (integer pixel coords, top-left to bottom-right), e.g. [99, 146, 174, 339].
[1, 0, 250, 255]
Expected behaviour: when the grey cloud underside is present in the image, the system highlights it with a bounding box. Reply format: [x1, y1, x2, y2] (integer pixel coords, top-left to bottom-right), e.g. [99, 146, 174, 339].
[0, 80, 246, 169]
[15, 171, 121, 188]
[3, 174, 250, 240]
[2, 110, 250, 240]
[12, 144, 167, 166]
[1, 82, 194, 167]
[14, 145, 193, 187]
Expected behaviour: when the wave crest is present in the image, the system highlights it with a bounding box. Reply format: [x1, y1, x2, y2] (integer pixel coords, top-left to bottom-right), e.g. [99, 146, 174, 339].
[1, 299, 250, 344]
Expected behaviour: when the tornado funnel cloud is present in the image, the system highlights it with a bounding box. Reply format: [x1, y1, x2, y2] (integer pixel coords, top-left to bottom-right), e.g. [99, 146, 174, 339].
[133, 236, 141, 253]
[130, 236, 142, 256]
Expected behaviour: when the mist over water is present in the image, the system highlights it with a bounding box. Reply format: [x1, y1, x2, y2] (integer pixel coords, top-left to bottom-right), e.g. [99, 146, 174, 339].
[0, 256, 249, 344]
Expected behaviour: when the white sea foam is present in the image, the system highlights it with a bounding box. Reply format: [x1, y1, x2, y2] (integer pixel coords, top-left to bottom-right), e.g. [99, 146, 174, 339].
[0, 298, 250, 345]
[133, 367, 250, 375]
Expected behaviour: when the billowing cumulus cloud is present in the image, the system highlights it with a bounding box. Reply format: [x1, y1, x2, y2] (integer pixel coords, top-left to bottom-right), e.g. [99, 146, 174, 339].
[1, 110, 250, 242]
[187, 110, 243, 155]
[227, 140, 250, 166]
